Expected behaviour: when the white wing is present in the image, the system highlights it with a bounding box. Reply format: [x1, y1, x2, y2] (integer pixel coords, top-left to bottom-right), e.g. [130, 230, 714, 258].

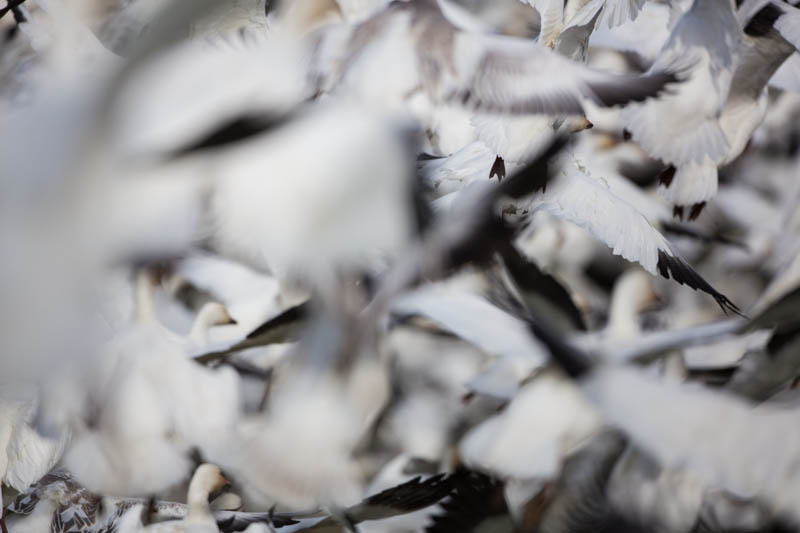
[1, 399, 69, 492]
[622, 0, 741, 165]
[531, 0, 566, 47]
[582, 366, 800, 522]
[460, 371, 603, 479]
[448, 28, 678, 115]
[533, 161, 740, 313]
[331, 1, 678, 116]
[597, 0, 647, 29]
[392, 286, 548, 368]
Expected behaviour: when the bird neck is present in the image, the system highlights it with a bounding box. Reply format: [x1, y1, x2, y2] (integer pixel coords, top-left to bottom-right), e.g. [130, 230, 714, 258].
[187, 308, 214, 346]
[607, 294, 641, 341]
[186, 485, 214, 523]
[134, 270, 157, 323]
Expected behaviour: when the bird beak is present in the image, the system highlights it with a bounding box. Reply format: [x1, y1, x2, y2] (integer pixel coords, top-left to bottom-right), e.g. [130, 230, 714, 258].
[210, 477, 233, 501]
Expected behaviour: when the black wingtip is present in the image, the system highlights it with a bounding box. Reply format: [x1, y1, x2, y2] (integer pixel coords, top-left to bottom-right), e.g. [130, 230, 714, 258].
[744, 3, 784, 37]
[425, 470, 505, 533]
[495, 136, 568, 201]
[490, 155, 506, 181]
[525, 317, 593, 378]
[362, 473, 455, 513]
[656, 250, 745, 317]
[589, 69, 681, 108]
[660, 221, 749, 250]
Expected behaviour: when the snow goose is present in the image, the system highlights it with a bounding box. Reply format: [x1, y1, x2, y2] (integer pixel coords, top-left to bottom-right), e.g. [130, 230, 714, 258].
[4, 470, 116, 533]
[443, 0, 650, 175]
[622, 0, 742, 217]
[52, 269, 241, 497]
[530, 152, 742, 314]
[459, 368, 604, 483]
[392, 282, 550, 400]
[200, 100, 418, 287]
[423, 137, 741, 313]
[626, 0, 800, 219]
[527, 312, 800, 527]
[0, 393, 69, 533]
[317, 0, 677, 116]
[124, 463, 231, 533]
[567, 269, 663, 354]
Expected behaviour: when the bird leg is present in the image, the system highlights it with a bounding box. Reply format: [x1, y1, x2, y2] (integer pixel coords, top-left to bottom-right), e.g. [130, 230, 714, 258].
[1, 504, 7, 533]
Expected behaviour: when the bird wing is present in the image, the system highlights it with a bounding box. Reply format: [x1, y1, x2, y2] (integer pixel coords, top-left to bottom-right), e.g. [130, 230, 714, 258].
[3, 403, 69, 492]
[622, 0, 741, 165]
[534, 162, 740, 314]
[596, 0, 647, 29]
[393, 286, 548, 366]
[580, 365, 800, 524]
[445, 29, 678, 115]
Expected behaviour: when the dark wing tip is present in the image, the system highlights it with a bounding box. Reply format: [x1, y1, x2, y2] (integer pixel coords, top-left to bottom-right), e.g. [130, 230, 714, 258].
[656, 250, 745, 317]
[170, 113, 294, 158]
[526, 316, 594, 378]
[425, 470, 504, 533]
[588, 69, 680, 108]
[498, 242, 587, 332]
[744, 3, 784, 37]
[362, 473, 455, 513]
[244, 301, 309, 340]
[495, 135, 568, 201]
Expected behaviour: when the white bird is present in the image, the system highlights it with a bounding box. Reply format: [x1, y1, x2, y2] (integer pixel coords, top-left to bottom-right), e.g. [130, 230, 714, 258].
[120, 463, 231, 533]
[622, 0, 741, 217]
[52, 269, 241, 497]
[459, 368, 603, 482]
[0, 393, 69, 533]
[530, 152, 741, 314]
[392, 283, 549, 400]
[626, 0, 800, 219]
[315, 0, 677, 116]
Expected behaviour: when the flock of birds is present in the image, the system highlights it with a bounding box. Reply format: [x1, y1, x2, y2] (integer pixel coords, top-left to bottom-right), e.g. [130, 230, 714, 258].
[2, 0, 800, 531]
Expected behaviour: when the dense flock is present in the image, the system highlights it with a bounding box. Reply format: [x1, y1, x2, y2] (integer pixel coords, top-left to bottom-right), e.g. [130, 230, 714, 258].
[2, 0, 800, 531]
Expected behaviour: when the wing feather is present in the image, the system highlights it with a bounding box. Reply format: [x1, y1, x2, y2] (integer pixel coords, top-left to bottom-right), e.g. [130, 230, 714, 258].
[534, 164, 740, 313]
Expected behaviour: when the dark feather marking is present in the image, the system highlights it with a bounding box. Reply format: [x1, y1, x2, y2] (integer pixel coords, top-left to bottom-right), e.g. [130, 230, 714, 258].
[0, 0, 26, 23]
[657, 165, 676, 187]
[412, 170, 435, 236]
[688, 201, 706, 221]
[767, 322, 800, 355]
[362, 473, 455, 512]
[526, 315, 593, 378]
[171, 113, 294, 157]
[745, 3, 784, 37]
[194, 302, 308, 364]
[673, 205, 685, 220]
[656, 250, 743, 316]
[588, 70, 679, 108]
[425, 470, 506, 533]
[498, 242, 586, 331]
[245, 301, 308, 340]
[495, 137, 565, 200]
[538, 431, 651, 533]
[440, 137, 566, 273]
[490, 155, 505, 181]
[661, 221, 748, 250]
